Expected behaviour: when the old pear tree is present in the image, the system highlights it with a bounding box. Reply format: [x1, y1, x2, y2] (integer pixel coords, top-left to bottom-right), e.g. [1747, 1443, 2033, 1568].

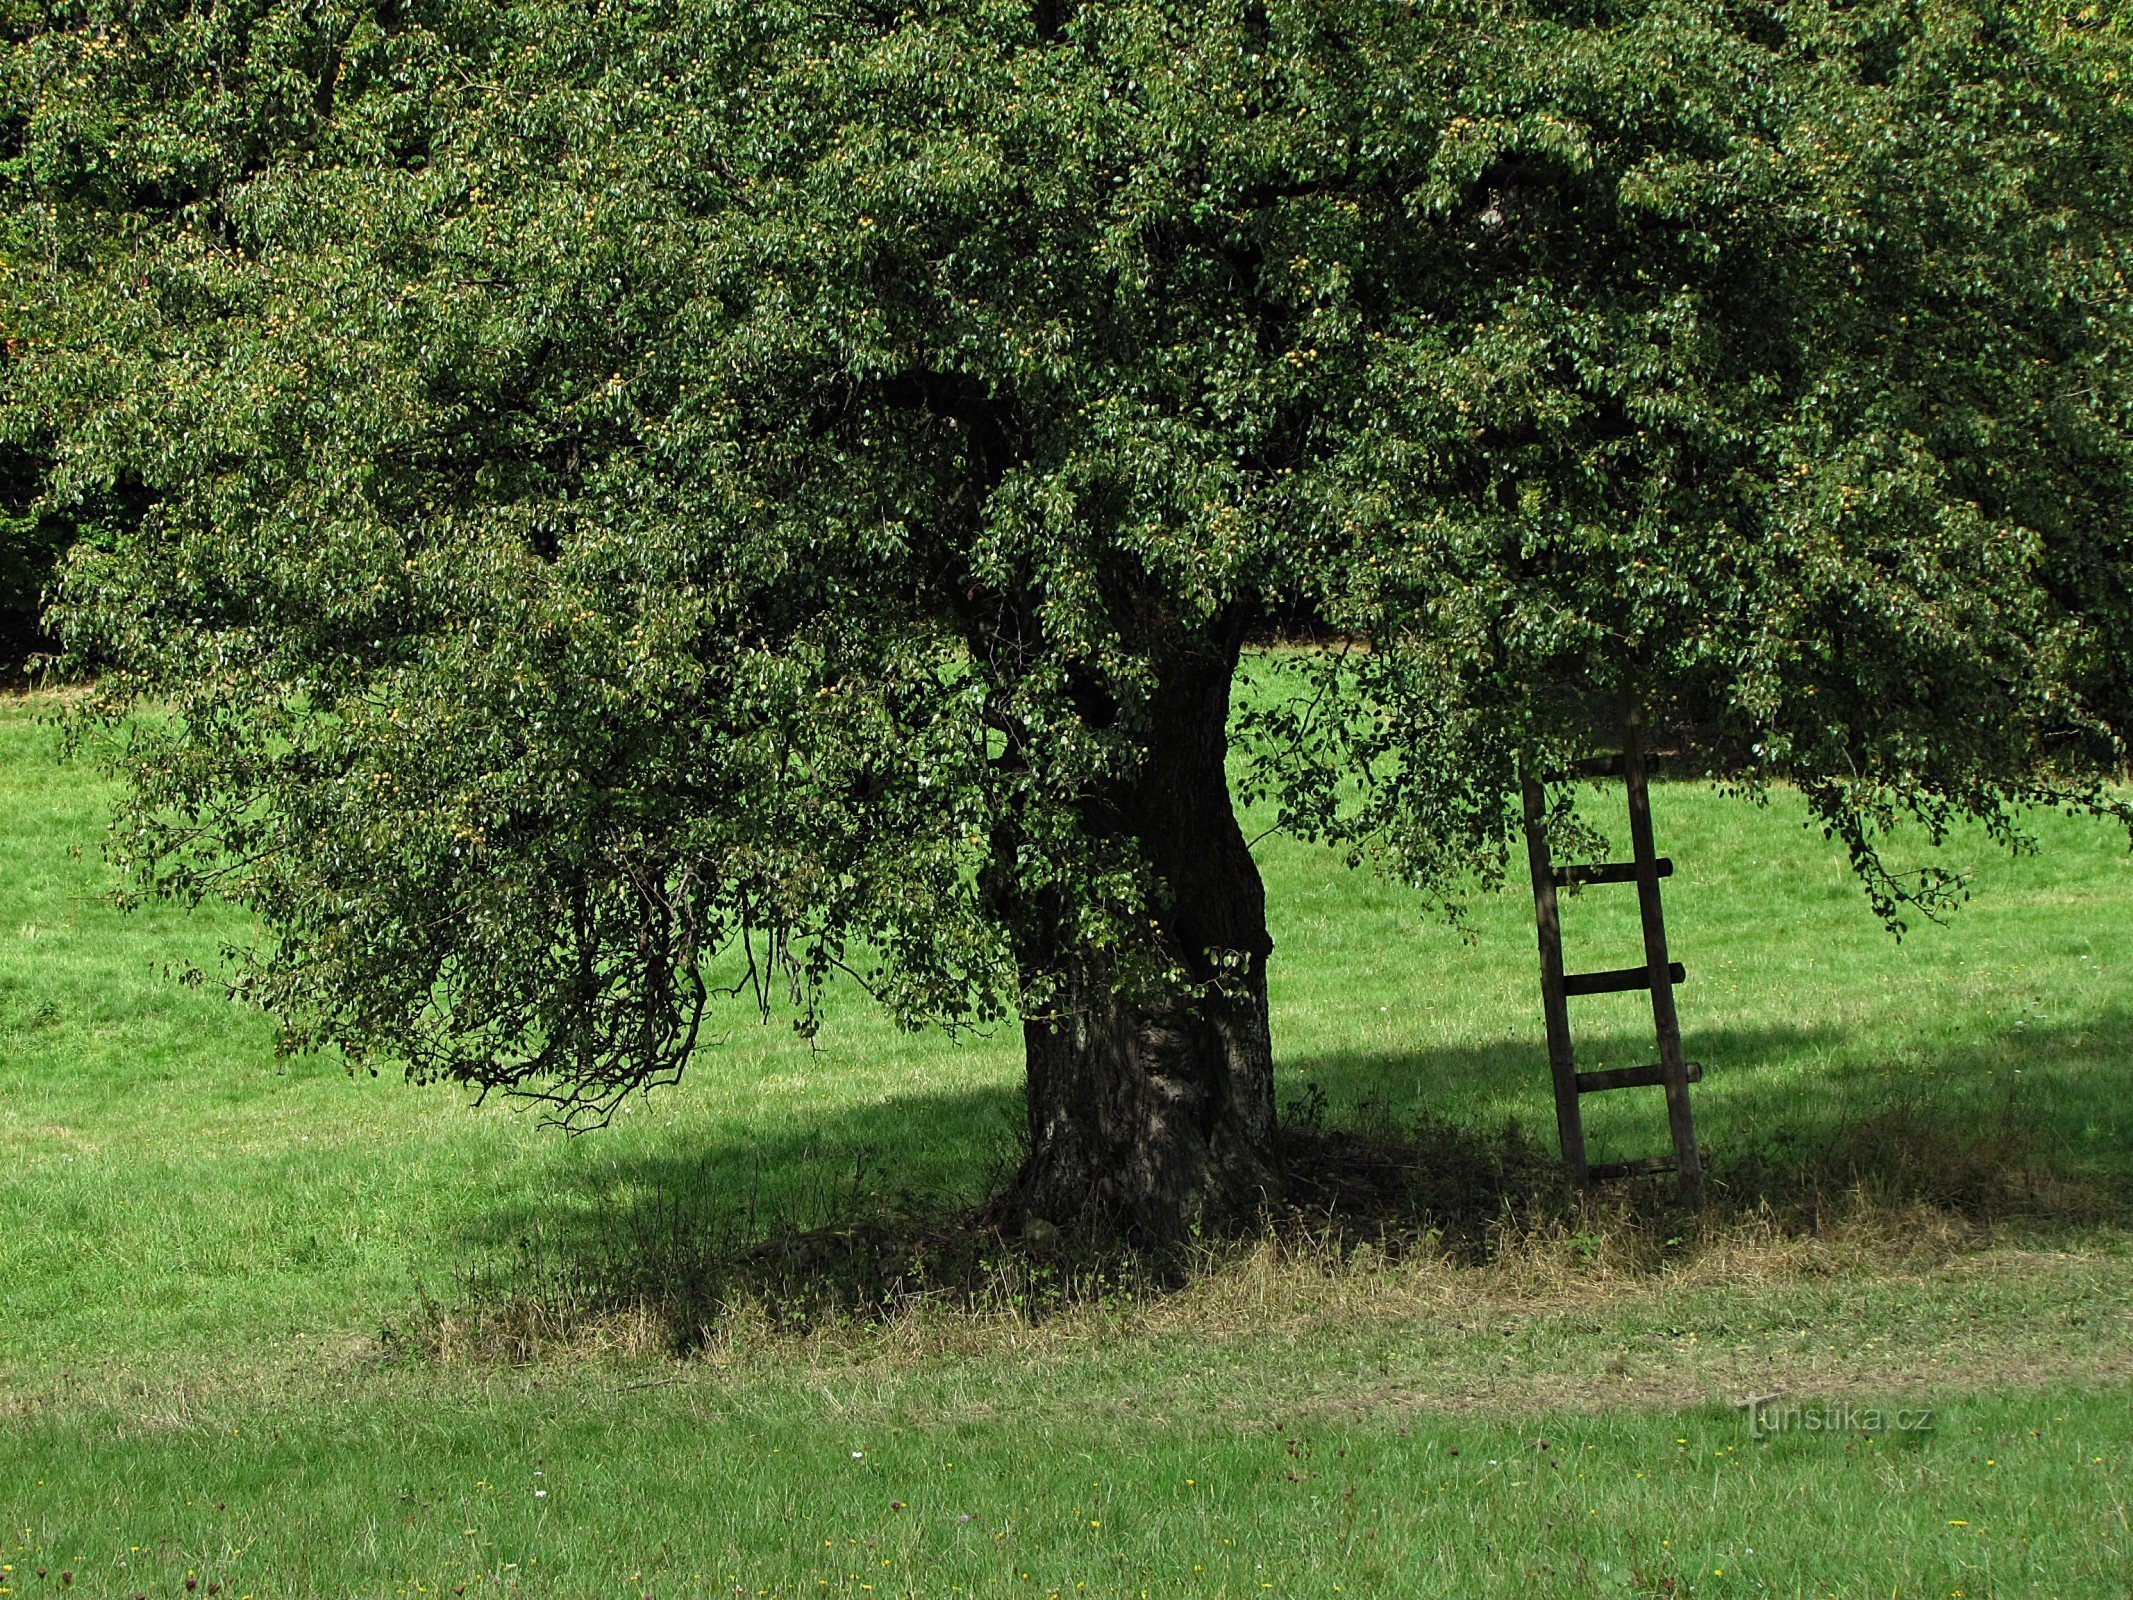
[19, 0, 2133, 1239]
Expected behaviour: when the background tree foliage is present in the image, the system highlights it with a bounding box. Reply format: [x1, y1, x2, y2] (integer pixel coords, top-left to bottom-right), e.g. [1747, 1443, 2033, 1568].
[11, 0, 2132, 1236]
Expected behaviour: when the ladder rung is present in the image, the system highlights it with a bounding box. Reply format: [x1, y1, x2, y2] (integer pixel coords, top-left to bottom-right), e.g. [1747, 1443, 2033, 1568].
[1576, 1061, 1703, 1094]
[1561, 961, 1685, 997]
[1588, 1155, 1678, 1180]
[1554, 858, 1673, 887]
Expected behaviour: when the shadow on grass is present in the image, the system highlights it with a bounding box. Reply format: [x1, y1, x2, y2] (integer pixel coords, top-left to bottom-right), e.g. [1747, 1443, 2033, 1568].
[1708, 1006, 2133, 1218]
[1283, 1020, 1841, 1123]
[399, 1015, 2133, 1363]
[1299, 1005, 2133, 1218]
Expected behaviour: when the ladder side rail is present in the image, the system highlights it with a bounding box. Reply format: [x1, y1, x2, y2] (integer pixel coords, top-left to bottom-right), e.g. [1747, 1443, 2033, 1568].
[1621, 712, 1706, 1206]
[1521, 773, 1589, 1184]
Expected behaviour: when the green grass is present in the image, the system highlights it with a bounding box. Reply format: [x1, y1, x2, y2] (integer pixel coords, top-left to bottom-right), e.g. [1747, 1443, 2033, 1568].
[6, 1376, 2128, 1599]
[3, 688, 2131, 1597]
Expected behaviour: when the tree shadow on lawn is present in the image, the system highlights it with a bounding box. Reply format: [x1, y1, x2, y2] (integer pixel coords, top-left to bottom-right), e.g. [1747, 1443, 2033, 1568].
[407, 1015, 2132, 1361]
[1283, 1019, 1836, 1134]
[1704, 1005, 2133, 1220]
[1294, 1007, 2133, 1219]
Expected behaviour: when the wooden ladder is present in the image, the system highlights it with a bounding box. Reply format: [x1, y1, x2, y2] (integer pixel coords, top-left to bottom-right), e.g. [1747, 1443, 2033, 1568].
[1520, 709, 1706, 1206]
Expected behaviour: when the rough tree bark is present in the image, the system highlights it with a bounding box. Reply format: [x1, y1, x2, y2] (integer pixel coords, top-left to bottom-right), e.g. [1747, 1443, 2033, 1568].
[1006, 637, 1279, 1244]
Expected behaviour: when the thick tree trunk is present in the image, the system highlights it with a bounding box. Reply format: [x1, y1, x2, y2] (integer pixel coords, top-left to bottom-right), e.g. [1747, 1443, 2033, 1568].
[1009, 644, 1278, 1245]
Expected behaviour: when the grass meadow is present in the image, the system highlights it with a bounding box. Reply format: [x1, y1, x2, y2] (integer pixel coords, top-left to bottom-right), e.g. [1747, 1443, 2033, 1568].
[2, 682, 2130, 1598]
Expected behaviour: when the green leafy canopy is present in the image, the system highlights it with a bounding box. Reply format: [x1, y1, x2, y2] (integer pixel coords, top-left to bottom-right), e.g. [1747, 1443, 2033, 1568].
[11, 0, 2133, 1116]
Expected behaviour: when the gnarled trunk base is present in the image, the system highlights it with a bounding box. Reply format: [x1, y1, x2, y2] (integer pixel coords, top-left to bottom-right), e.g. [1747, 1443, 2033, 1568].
[1005, 640, 1278, 1245]
[1017, 963, 1276, 1244]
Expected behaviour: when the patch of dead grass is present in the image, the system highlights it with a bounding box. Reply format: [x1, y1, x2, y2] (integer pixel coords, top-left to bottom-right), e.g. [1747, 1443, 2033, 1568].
[389, 1174, 2128, 1409]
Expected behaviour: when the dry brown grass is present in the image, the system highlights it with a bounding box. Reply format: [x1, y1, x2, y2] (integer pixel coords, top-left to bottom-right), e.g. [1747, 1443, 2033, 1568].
[376, 1214, 2133, 1440]
[13, 1175, 2124, 1434]
[389, 1139, 2129, 1414]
